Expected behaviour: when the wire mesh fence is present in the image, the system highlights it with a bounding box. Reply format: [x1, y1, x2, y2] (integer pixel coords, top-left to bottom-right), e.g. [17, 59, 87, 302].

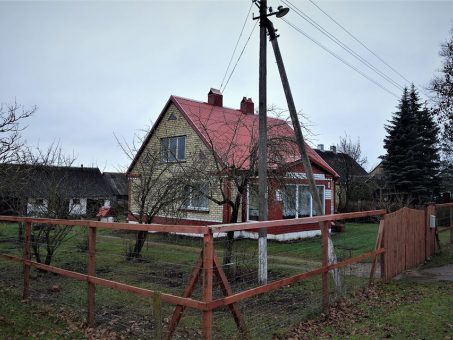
[0, 211, 386, 339]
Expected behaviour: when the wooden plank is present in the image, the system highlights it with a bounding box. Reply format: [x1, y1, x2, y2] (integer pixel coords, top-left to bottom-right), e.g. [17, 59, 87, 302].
[433, 202, 453, 209]
[167, 253, 203, 339]
[208, 249, 383, 310]
[211, 210, 386, 233]
[22, 222, 32, 299]
[153, 292, 163, 340]
[369, 219, 385, 284]
[321, 221, 329, 309]
[212, 256, 249, 338]
[202, 230, 214, 340]
[0, 215, 207, 234]
[0, 253, 205, 310]
[87, 227, 96, 327]
[450, 207, 453, 244]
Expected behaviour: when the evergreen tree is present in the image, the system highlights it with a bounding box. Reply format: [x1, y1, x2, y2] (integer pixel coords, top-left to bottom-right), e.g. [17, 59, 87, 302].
[382, 86, 440, 204]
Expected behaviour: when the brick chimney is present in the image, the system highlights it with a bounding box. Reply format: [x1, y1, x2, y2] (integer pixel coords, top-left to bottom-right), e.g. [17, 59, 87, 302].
[208, 88, 223, 107]
[317, 144, 324, 151]
[240, 97, 254, 115]
[330, 145, 337, 153]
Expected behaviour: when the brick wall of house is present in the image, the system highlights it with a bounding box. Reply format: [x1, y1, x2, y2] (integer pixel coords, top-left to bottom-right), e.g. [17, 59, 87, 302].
[129, 104, 225, 223]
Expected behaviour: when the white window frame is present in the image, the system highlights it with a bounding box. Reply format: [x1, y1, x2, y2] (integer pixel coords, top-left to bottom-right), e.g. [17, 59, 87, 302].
[183, 183, 209, 211]
[282, 184, 325, 218]
[160, 136, 186, 162]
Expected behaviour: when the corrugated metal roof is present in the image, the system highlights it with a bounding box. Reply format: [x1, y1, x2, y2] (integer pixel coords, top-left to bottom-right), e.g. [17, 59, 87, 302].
[128, 94, 339, 178]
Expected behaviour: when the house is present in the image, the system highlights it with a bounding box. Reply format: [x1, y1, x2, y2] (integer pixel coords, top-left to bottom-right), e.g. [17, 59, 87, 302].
[102, 172, 128, 217]
[127, 89, 339, 240]
[315, 145, 369, 212]
[0, 164, 113, 218]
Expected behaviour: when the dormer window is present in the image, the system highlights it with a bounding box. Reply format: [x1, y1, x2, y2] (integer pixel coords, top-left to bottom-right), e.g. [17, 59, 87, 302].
[160, 136, 186, 162]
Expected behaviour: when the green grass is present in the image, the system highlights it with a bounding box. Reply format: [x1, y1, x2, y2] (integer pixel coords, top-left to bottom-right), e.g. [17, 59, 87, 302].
[292, 280, 453, 340]
[0, 286, 85, 339]
[0, 221, 380, 339]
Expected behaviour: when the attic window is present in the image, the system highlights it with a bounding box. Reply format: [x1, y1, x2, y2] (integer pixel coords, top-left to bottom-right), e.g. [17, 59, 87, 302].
[160, 136, 186, 162]
[168, 112, 177, 121]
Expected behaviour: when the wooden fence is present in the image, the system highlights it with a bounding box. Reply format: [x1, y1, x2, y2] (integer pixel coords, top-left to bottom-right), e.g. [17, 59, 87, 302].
[382, 203, 453, 281]
[0, 210, 386, 339]
[1, 204, 452, 338]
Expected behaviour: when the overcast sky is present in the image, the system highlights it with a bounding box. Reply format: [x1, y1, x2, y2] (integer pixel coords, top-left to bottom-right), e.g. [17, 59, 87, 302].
[1, 0, 452, 172]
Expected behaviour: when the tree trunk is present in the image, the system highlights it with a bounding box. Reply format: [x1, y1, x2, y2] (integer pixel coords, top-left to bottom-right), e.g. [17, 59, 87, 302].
[223, 205, 239, 267]
[129, 230, 148, 259]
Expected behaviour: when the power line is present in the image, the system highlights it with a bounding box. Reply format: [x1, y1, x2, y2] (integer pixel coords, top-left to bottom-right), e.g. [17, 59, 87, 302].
[282, 18, 400, 98]
[219, 2, 254, 91]
[281, 0, 404, 91]
[306, 0, 413, 86]
[221, 20, 258, 94]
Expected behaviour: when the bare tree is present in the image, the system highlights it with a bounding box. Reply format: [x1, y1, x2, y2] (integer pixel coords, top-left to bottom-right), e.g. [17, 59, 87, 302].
[118, 132, 185, 259]
[177, 108, 295, 266]
[17, 143, 102, 265]
[336, 134, 368, 212]
[0, 101, 36, 163]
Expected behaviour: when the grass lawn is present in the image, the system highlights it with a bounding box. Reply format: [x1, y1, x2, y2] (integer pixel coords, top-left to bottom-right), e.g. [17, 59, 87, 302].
[0, 286, 85, 339]
[0, 221, 380, 339]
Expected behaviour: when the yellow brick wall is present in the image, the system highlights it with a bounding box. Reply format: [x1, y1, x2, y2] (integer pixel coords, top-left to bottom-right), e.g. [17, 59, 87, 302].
[130, 104, 225, 223]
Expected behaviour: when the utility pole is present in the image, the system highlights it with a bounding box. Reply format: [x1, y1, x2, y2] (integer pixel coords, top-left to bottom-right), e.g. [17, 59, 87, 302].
[253, 2, 341, 292]
[266, 19, 323, 216]
[266, 15, 342, 301]
[257, 0, 268, 285]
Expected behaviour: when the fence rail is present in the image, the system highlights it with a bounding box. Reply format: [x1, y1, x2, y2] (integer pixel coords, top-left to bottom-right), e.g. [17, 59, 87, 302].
[4, 206, 447, 339]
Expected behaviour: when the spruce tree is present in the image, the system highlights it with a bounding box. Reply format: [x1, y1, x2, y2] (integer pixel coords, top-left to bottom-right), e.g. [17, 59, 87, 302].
[383, 86, 440, 204]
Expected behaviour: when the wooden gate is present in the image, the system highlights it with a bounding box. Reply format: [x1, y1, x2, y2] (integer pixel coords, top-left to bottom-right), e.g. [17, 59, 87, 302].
[383, 207, 433, 280]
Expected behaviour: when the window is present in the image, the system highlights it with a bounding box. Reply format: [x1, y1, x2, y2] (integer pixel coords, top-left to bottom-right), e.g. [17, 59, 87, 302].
[282, 185, 325, 218]
[183, 183, 209, 210]
[160, 136, 186, 162]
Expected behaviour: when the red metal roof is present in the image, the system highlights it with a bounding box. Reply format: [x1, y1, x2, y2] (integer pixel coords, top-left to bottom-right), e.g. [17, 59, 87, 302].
[127, 95, 339, 178]
[172, 96, 339, 177]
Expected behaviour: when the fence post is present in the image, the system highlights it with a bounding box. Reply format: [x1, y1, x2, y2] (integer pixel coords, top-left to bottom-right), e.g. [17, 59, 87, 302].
[87, 226, 96, 328]
[22, 221, 32, 299]
[153, 291, 162, 340]
[450, 207, 453, 244]
[202, 229, 214, 340]
[321, 221, 329, 309]
[425, 205, 436, 258]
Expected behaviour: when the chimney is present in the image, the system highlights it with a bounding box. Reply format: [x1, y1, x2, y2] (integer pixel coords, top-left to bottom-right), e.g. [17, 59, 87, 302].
[208, 88, 223, 107]
[240, 97, 254, 114]
[330, 145, 337, 153]
[317, 144, 324, 151]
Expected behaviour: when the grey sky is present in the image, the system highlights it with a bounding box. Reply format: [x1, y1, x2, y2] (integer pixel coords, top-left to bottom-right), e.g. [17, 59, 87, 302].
[1, 0, 452, 172]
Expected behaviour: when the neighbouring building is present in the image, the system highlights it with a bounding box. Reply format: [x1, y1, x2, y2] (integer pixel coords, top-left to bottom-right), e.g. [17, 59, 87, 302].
[127, 89, 339, 240]
[315, 145, 369, 212]
[0, 164, 114, 218]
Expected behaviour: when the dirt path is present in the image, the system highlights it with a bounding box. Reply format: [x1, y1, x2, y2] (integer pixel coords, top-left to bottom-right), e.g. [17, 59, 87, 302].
[399, 263, 453, 282]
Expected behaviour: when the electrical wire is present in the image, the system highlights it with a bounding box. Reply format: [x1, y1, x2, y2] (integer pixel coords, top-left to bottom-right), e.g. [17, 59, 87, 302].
[306, 0, 412, 86]
[281, 0, 404, 92]
[221, 20, 259, 94]
[303, 0, 430, 98]
[219, 2, 254, 91]
[282, 18, 400, 99]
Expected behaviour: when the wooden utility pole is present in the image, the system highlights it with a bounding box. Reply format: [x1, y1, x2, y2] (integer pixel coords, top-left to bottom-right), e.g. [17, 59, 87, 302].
[266, 19, 323, 215]
[257, 0, 268, 284]
[258, 8, 342, 302]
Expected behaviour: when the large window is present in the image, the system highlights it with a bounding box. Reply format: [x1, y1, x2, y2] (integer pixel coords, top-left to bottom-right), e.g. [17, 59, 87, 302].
[160, 136, 186, 162]
[183, 183, 209, 211]
[283, 185, 325, 218]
